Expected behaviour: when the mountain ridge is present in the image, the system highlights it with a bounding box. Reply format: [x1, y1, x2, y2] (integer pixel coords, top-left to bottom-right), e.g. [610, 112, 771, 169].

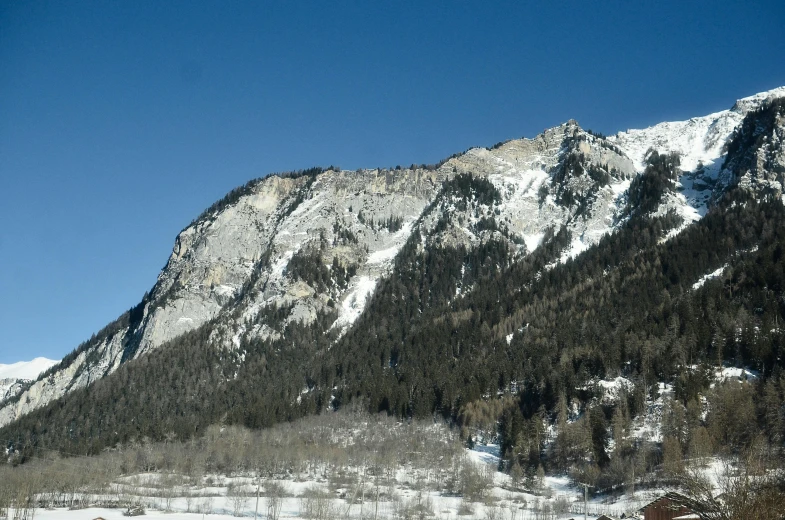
[2, 86, 784, 432]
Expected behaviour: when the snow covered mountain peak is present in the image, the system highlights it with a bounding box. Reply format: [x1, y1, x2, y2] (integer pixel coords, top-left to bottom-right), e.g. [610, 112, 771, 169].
[730, 85, 785, 114]
[611, 86, 785, 173]
[605, 86, 785, 234]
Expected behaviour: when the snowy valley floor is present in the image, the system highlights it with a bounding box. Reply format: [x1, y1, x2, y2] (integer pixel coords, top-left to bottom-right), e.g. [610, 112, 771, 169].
[13, 443, 730, 520]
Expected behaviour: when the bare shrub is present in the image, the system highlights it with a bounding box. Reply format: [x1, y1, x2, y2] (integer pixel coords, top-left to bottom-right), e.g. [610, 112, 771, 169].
[300, 487, 335, 520]
[198, 496, 214, 515]
[227, 482, 250, 517]
[184, 488, 196, 513]
[484, 505, 503, 520]
[457, 499, 474, 516]
[679, 455, 785, 520]
[460, 460, 492, 502]
[265, 482, 286, 520]
[393, 494, 434, 520]
[553, 496, 570, 514]
[159, 473, 181, 512]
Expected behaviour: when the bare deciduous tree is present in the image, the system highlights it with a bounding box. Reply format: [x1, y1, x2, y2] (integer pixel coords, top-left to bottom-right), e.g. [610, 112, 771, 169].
[679, 454, 785, 520]
[227, 482, 250, 517]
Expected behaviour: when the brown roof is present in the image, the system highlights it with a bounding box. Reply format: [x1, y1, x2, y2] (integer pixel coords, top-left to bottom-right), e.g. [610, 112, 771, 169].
[638, 492, 691, 512]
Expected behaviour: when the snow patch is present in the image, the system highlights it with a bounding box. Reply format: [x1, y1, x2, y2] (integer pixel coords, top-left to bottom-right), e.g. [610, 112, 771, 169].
[366, 221, 413, 265]
[522, 232, 545, 253]
[560, 235, 591, 262]
[692, 265, 727, 290]
[272, 250, 296, 277]
[231, 326, 246, 349]
[596, 376, 634, 403]
[212, 284, 237, 298]
[716, 366, 759, 383]
[333, 276, 378, 329]
[367, 246, 400, 264]
[466, 443, 501, 467]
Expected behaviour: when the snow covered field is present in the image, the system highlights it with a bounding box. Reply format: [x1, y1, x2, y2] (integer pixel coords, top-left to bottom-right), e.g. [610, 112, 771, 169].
[19, 455, 617, 520]
[18, 464, 728, 520]
[9, 440, 697, 520]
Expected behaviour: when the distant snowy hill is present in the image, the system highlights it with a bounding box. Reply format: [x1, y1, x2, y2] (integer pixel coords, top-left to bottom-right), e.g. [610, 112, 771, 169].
[0, 358, 58, 381]
[0, 357, 58, 403]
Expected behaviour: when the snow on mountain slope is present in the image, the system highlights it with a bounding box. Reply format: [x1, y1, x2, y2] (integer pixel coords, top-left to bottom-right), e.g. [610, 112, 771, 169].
[611, 87, 785, 172]
[443, 120, 635, 261]
[611, 108, 740, 174]
[610, 86, 785, 235]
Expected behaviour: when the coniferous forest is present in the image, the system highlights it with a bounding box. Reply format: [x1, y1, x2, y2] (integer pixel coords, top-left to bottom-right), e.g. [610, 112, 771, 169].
[4, 179, 785, 477]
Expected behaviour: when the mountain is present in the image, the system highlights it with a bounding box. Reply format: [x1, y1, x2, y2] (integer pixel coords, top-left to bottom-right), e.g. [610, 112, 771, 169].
[2, 88, 785, 462]
[0, 121, 637, 427]
[0, 358, 57, 404]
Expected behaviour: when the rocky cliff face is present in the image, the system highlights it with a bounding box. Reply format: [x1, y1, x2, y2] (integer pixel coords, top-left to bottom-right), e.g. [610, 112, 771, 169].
[718, 96, 785, 197]
[0, 380, 24, 404]
[2, 87, 784, 428]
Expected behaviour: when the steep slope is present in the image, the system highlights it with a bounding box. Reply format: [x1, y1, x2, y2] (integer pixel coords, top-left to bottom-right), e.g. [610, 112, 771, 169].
[6, 158, 785, 455]
[718, 96, 785, 197]
[0, 122, 638, 428]
[610, 86, 785, 227]
[447, 121, 634, 260]
[1, 87, 783, 433]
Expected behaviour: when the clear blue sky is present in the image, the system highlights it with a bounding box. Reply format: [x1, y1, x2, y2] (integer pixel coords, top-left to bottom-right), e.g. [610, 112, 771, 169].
[1, 1, 784, 364]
